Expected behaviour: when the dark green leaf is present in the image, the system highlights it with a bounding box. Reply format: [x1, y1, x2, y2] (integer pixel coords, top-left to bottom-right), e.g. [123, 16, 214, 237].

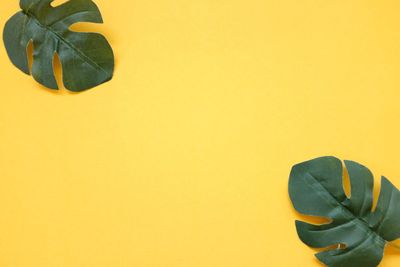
[289, 156, 400, 267]
[3, 0, 114, 91]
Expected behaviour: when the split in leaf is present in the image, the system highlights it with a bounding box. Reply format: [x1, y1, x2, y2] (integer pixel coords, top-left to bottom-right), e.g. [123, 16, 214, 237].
[3, 0, 114, 92]
[289, 156, 400, 267]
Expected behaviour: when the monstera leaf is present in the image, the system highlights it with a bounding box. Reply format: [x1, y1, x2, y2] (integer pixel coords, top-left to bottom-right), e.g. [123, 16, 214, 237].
[289, 156, 400, 267]
[3, 0, 114, 91]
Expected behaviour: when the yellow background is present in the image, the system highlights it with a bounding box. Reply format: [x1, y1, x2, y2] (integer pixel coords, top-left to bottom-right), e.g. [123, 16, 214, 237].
[1, 0, 400, 266]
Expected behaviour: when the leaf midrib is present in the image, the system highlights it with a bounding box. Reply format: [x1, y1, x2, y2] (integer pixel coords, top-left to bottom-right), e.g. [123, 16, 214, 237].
[306, 172, 387, 246]
[23, 10, 109, 77]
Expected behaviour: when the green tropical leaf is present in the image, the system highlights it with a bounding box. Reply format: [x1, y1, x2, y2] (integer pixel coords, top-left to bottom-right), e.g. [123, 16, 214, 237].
[289, 156, 400, 267]
[3, 0, 114, 91]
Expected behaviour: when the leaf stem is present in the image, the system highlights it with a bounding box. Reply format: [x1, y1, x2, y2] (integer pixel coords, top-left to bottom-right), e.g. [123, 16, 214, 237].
[387, 243, 400, 250]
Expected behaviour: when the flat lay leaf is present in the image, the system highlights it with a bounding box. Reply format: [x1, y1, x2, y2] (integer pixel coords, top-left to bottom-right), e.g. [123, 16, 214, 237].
[289, 156, 400, 267]
[3, 0, 114, 91]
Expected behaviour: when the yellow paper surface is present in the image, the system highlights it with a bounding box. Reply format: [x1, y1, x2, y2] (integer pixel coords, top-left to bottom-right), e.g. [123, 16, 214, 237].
[1, 1, 400, 266]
